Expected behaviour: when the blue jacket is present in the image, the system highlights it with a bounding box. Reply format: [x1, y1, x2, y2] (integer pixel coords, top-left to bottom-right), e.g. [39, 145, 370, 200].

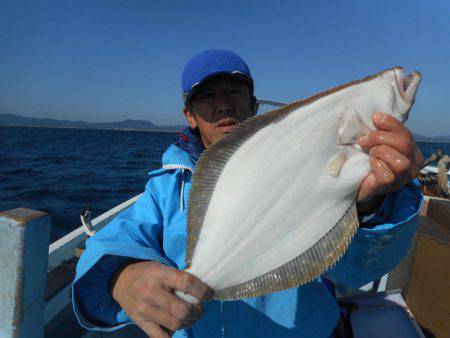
[72, 130, 423, 338]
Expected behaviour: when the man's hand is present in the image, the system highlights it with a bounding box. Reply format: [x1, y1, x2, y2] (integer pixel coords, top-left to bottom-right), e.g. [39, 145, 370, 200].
[357, 112, 424, 214]
[111, 261, 214, 338]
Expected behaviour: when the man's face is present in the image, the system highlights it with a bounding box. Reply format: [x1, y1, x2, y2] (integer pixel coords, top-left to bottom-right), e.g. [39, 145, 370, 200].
[184, 74, 254, 148]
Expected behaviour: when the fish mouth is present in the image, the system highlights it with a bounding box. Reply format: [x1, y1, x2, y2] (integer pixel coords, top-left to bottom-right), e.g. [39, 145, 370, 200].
[394, 68, 422, 105]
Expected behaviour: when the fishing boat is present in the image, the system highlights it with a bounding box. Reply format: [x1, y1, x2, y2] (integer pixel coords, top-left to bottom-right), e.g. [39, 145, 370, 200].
[1, 100, 449, 338]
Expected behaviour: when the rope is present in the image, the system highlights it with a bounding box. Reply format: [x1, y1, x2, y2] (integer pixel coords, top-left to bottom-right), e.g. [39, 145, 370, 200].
[438, 156, 450, 197]
[80, 207, 95, 237]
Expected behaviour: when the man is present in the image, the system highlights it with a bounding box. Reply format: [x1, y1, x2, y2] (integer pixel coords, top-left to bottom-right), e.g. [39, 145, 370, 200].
[73, 50, 424, 337]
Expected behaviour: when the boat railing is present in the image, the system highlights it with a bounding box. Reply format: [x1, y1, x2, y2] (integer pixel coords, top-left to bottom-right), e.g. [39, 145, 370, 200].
[0, 194, 141, 338]
[48, 193, 142, 269]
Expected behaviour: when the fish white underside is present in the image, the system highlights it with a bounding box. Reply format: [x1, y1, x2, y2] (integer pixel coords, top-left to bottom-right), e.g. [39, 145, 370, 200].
[181, 68, 421, 301]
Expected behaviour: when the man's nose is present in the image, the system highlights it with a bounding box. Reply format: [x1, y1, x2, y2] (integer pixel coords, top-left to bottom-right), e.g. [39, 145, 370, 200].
[215, 92, 234, 115]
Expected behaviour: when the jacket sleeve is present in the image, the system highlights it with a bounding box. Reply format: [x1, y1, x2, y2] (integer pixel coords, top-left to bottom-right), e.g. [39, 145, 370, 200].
[72, 175, 174, 331]
[325, 180, 423, 288]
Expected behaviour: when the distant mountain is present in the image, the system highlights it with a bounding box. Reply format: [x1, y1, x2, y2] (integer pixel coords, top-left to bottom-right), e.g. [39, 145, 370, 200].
[0, 113, 186, 131]
[413, 133, 450, 142]
[1, 113, 449, 142]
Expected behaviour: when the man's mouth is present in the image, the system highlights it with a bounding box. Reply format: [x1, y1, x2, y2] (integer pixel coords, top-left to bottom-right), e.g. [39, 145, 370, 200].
[217, 119, 238, 133]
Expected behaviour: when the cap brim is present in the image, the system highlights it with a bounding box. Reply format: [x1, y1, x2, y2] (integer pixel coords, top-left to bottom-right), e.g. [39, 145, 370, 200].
[184, 71, 253, 105]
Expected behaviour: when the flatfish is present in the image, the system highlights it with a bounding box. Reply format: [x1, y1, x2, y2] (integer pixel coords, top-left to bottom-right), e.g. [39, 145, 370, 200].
[181, 67, 421, 301]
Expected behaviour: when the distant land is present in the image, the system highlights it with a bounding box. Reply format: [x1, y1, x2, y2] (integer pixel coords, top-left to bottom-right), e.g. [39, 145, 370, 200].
[411, 133, 450, 143]
[1, 113, 449, 142]
[0, 113, 186, 132]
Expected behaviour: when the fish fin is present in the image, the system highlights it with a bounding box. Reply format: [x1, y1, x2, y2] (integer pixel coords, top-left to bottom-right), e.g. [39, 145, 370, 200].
[214, 201, 359, 301]
[337, 106, 371, 145]
[327, 150, 348, 177]
[186, 107, 293, 263]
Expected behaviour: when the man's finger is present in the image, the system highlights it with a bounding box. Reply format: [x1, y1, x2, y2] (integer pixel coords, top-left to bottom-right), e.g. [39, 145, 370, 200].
[371, 157, 396, 192]
[369, 145, 412, 178]
[138, 320, 171, 338]
[358, 172, 378, 202]
[136, 303, 182, 332]
[166, 270, 214, 301]
[169, 300, 202, 322]
[372, 112, 406, 133]
[359, 130, 413, 158]
[145, 289, 204, 321]
[358, 158, 388, 202]
[357, 157, 399, 203]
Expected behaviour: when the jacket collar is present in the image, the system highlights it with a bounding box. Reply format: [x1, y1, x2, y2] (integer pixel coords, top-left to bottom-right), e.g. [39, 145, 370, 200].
[177, 127, 205, 163]
[161, 127, 205, 171]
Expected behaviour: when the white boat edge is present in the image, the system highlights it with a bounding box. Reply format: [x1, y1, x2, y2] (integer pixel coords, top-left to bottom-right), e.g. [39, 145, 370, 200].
[48, 193, 143, 270]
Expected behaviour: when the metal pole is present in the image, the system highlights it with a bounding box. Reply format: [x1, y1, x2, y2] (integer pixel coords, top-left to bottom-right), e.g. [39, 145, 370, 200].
[0, 208, 50, 338]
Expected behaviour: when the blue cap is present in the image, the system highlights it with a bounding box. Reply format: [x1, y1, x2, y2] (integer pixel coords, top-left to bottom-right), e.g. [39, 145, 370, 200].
[181, 49, 253, 104]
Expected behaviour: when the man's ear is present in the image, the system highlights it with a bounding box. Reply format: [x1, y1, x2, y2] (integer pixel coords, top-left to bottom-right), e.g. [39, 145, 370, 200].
[183, 106, 198, 129]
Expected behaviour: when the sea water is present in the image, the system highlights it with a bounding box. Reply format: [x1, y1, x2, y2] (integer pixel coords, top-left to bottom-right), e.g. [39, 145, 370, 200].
[0, 126, 178, 241]
[1, 125, 449, 242]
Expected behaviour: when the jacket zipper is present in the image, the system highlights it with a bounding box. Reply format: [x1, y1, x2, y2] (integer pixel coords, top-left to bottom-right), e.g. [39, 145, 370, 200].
[162, 164, 193, 212]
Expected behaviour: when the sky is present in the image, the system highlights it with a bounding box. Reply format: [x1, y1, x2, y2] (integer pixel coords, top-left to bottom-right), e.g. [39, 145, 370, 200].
[1, 1, 449, 135]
